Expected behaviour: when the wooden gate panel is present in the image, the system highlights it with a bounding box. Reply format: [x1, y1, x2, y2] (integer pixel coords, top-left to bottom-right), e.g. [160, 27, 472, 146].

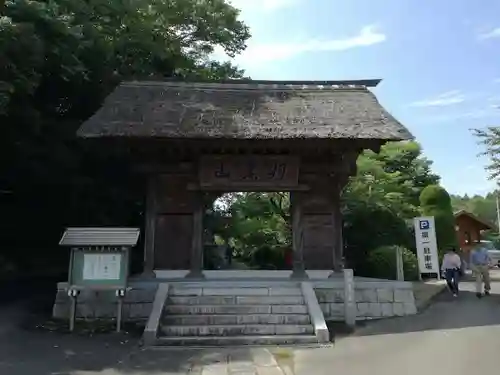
[154, 214, 193, 269]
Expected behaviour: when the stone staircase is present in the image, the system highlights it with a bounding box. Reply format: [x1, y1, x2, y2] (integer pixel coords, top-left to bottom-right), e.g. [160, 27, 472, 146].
[156, 282, 320, 346]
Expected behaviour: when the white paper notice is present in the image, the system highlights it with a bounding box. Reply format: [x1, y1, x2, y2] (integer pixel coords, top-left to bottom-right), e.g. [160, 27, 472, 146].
[82, 253, 121, 280]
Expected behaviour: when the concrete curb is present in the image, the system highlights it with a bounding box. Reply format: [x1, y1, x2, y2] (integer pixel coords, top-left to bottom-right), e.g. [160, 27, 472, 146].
[143, 283, 169, 346]
[301, 282, 329, 343]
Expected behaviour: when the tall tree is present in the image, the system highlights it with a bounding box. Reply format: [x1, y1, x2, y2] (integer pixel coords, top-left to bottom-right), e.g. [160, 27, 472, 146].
[343, 141, 440, 218]
[0, 0, 250, 274]
[473, 126, 500, 181]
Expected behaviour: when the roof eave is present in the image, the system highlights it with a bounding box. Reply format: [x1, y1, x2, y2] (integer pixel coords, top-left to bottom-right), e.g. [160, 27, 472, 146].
[454, 210, 495, 231]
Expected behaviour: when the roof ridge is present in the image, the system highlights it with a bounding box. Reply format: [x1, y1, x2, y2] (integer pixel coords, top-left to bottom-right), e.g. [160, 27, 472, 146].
[122, 81, 374, 91]
[124, 78, 380, 86]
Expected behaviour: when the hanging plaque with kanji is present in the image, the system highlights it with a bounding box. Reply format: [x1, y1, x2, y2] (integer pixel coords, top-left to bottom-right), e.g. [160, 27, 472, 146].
[199, 155, 299, 189]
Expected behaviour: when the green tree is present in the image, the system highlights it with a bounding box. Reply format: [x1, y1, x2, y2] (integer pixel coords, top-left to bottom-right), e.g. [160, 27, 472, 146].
[341, 141, 439, 275]
[473, 126, 500, 181]
[344, 141, 440, 219]
[0, 0, 250, 275]
[210, 192, 291, 269]
[419, 185, 459, 256]
[343, 200, 414, 275]
[371, 141, 440, 207]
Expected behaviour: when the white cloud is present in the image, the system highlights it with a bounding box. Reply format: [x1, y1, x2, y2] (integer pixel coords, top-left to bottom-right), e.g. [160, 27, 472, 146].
[426, 108, 495, 124]
[458, 109, 491, 118]
[213, 25, 386, 66]
[478, 27, 500, 40]
[488, 96, 500, 109]
[229, 0, 298, 12]
[442, 161, 497, 196]
[409, 90, 465, 108]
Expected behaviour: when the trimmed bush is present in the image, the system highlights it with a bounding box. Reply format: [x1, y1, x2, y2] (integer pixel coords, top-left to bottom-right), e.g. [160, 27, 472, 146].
[366, 245, 419, 281]
[419, 185, 459, 256]
[343, 200, 414, 275]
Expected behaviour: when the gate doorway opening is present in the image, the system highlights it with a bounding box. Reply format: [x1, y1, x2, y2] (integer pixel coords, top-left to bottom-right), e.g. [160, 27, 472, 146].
[204, 192, 292, 271]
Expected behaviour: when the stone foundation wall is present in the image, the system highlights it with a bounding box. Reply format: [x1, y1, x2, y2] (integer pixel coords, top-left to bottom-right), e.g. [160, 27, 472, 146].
[52, 282, 157, 320]
[52, 280, 417, 322]
[315, 282, 417, 321]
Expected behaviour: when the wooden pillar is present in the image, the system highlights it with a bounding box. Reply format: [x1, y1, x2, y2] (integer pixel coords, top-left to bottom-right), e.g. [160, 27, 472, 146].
[290, 192, 307, 279]
[141, 175, 156, 278]
[332, 192, 343, 272]
[186, 194, 204, 278]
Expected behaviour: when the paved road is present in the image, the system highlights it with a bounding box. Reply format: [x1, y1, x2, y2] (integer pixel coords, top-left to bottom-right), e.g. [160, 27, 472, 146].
[292, 280, 500, 375]
[1, 279, 499, 374]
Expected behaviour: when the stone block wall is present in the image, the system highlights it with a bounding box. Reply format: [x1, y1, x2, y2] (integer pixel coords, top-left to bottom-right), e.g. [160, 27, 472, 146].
[314, 282, 417, 321]
[52, 280, 417, 322]
[52, 282, 157, 320]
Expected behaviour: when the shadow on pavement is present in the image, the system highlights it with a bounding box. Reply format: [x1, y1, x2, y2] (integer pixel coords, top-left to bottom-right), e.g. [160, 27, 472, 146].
[0, 283, 261, 375]
[353, 289, 500, 337]
[0, 314, 236, 375]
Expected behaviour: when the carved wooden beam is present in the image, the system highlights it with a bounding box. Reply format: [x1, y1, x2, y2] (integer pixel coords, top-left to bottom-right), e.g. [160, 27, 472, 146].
[187, 183, 310, 192]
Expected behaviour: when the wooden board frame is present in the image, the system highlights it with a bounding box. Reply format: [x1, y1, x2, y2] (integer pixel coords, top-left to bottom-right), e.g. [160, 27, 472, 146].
[67, 247, 130, 290]
[199, 155, 300, 190]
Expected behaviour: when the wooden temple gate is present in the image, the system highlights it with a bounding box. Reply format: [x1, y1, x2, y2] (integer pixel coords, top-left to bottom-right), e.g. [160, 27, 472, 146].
[77, 79, 413, 278]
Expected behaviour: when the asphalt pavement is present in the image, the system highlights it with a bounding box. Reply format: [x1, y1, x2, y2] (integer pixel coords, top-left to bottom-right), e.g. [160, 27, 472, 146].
[292, 278, 500, 375]
[1, 276, 499, 374]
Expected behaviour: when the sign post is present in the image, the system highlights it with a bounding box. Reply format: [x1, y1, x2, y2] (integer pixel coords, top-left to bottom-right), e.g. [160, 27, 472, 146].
[68, 289, 79, 332]
[413, 217, 440, 279]
[115, 289, 126, 333]
[59, 228, 140, 333]
[67, 246, 130, 332]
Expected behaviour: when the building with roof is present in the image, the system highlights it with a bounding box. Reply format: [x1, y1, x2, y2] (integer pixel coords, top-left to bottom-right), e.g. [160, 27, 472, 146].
[77, 79, 413, 276]
[52, 79, 420, 345]
[454, 210, 495, 254]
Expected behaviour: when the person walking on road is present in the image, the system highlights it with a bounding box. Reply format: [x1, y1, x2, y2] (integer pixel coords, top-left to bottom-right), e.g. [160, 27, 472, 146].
[441, 247, 461, 297]
[470, 244, 492, 298]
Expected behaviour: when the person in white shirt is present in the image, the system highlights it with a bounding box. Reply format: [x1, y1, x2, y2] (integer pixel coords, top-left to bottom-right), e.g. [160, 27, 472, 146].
[441, 247, 462, 297]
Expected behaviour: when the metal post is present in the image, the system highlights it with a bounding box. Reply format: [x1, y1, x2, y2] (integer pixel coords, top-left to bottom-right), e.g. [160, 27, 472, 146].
[69, 291, 77, 332]
[116, 289, 126, 333]
[116, 297, 123, 333]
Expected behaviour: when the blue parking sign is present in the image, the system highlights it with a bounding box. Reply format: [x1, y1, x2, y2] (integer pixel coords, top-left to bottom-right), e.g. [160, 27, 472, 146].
[419, 220, 430, 230]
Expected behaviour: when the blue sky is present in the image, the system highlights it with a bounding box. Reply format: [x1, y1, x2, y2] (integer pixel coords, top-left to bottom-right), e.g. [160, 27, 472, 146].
[214, 0, 500, 196]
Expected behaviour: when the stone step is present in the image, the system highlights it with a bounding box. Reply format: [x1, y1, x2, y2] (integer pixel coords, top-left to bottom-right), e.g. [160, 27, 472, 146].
[160, 324, 315, 337]
[168, 295, 305, 305]
[169, 287, 302, 297]
[162, 313, 311, 325]
[155, 335, 320, 346]
[164, 304, 308, 315]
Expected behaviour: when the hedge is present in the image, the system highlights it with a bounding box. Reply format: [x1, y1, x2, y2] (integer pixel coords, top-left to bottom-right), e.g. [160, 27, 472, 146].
[366, 245, 419, 281]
